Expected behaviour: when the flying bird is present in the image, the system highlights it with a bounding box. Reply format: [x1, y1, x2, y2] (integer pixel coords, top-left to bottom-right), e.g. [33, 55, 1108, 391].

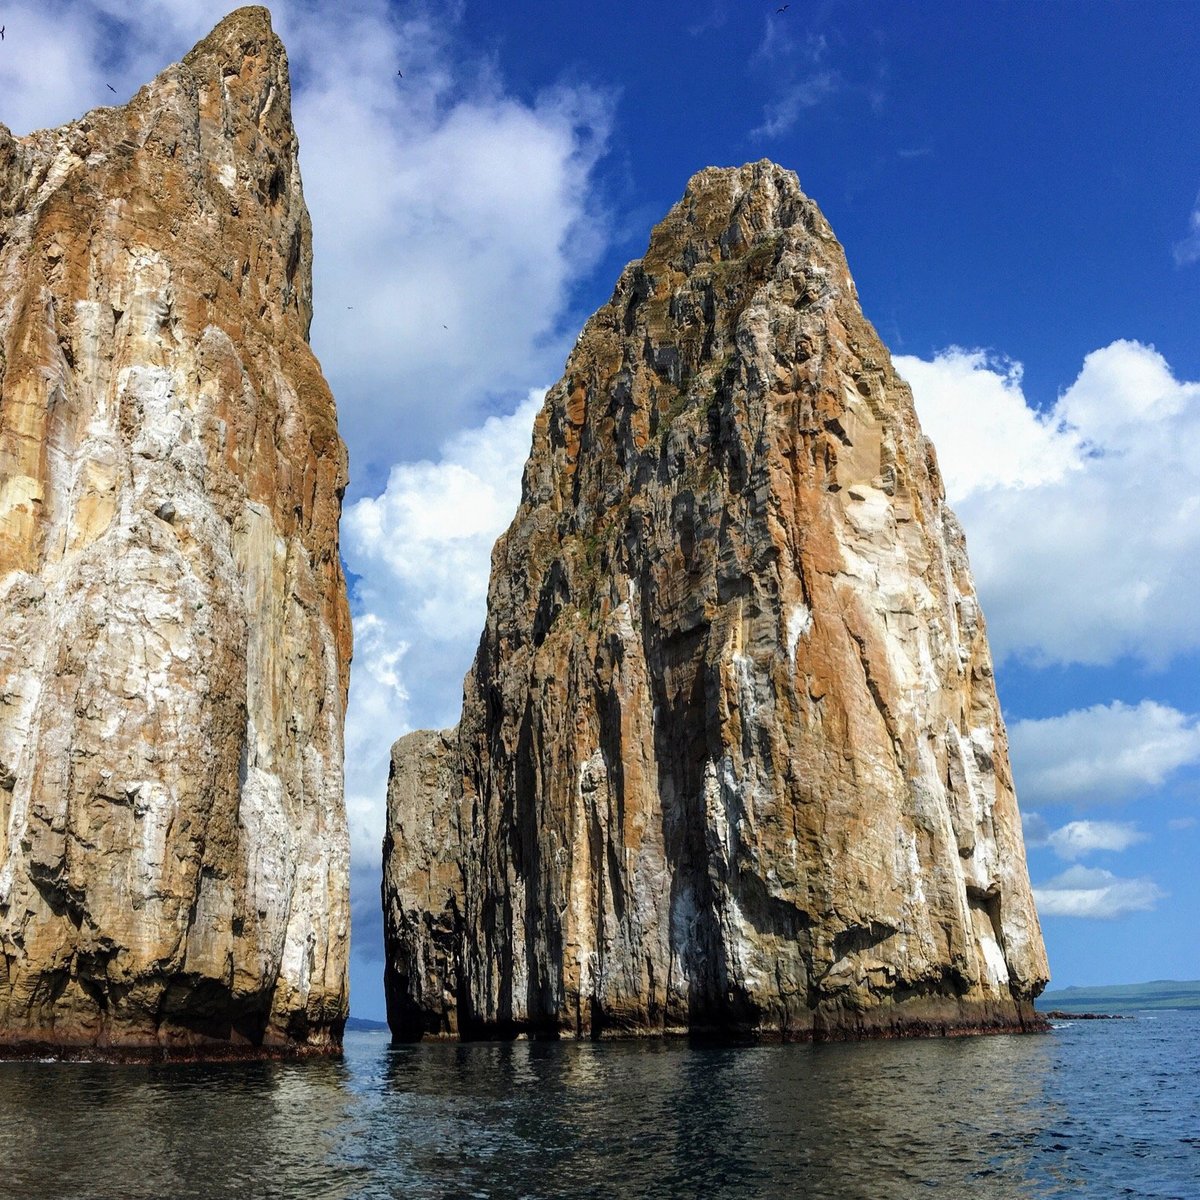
[776, 4, 789, 11]
[106, 83, 116, 93]
[1, 26, 6, 40]
[397, 69, 403, 77]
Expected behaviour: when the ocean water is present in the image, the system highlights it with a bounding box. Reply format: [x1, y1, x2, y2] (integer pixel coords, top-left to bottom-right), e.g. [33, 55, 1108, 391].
[1, 1012, 1197, 1199]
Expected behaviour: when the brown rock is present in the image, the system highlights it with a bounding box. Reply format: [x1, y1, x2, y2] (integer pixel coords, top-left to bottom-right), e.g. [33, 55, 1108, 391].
[0, 7, 351, 1058]
[383, 161, 1049, 1041]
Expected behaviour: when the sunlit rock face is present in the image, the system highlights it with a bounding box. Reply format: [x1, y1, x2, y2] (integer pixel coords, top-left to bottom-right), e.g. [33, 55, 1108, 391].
[384, 161, 1049, 1042]
[0, 7, 351, 1058]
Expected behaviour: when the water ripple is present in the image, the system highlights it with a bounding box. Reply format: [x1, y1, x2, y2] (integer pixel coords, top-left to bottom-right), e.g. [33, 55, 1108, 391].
[1, 1013, 1197, 1198]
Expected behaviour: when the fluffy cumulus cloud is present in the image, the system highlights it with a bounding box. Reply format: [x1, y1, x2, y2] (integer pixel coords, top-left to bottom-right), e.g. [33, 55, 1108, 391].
[291, 23, 611, 485]
[342, 389, 544, 848]
[0, 0, 611, 490]
[1024, 818, 1148, 860]
[1021, 810, 1051, 847]
[902, 344, 1200, 924]
[346, 390, 543, 652]
[338, 391, 543, 981]
[892, 350, 1079, 500]
[897, 340, 1200, 667]
[1033, 866, 1164, 920]
[1009, 701, 1200, 808]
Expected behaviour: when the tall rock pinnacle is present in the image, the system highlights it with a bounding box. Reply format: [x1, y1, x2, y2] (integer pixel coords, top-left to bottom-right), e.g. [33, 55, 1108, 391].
[0, 8, 351, 1057]
[384, 161, 1049, 1041]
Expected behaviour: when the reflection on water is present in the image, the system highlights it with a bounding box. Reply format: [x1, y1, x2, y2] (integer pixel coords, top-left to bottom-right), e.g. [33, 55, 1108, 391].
[2, 1014, 1197, 1199]
[357, 1034, 1068, 1199]
[1, 1054, 359, 1200]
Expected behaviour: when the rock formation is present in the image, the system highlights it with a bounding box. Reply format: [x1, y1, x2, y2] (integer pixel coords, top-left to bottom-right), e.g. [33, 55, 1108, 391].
[0, 7, 350, 1057]
[384, 161, 1049, 1041]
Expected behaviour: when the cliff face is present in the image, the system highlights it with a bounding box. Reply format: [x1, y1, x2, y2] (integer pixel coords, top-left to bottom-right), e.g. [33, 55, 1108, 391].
[384, 161, 1049, 1041]
[0, 7, 351, 1057]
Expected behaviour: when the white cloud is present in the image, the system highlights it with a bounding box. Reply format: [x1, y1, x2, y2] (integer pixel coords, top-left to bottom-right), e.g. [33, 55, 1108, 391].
[1023, 812, 1148, 858]
[751, 22, 839, 139]
[295, 60, 610, 485]
[1043, 820, 1147, 860]
[1173, 191, 1200, 266]
[339, 390, 542, 992]
[753, 72, 840, 139]
[1167, 816, 1198, 831]
[899, 340, 1200, 666]
[282, 3, 609, 488]
[1010, 701, 1200, 807]
[1034, 865, 1164, 919]
[341, 389, 543, 863]
[0, 0, 224, 134]
[893, 349, 1079, 499]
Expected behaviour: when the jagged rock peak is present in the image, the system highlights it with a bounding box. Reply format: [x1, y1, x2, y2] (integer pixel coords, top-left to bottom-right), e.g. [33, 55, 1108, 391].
[0, 9, 351, 1058]
[187, 4, 275, 52]
[383, 160, 1049, 1042]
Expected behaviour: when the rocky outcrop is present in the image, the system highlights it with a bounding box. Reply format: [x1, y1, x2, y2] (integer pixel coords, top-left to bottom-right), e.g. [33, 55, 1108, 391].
[384, 161, 1049, 1042]
[0, 8, 351, 1058]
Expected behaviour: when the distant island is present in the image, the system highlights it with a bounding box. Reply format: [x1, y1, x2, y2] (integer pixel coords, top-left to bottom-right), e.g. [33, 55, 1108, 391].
[345, 1017, 390, 1033]
[1037, 981, 1200, 1013]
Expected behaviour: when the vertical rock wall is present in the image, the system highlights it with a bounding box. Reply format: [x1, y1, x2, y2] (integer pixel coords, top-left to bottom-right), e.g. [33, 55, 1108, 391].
[384, 161, 1049, 1041]
[0, 7, 350, 1057]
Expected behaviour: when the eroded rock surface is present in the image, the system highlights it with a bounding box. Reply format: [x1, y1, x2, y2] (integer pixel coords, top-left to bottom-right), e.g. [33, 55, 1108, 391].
[384, 161, 1048, 1041]
[0, 7, 351, 1057]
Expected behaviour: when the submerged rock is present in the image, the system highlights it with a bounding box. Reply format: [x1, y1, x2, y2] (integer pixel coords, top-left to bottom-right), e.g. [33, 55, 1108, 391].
[0, 7, 351, 1057]
[383, 161, 1049, 1041]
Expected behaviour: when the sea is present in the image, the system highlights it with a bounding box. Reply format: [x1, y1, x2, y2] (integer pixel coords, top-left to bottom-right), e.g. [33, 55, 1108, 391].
[1, 1011, 1196, 1199]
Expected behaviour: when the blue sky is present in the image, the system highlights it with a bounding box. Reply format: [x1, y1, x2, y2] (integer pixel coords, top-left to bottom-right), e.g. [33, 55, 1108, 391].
[3, 0, 1198, 1018]
[467, 0, 1200, 396]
